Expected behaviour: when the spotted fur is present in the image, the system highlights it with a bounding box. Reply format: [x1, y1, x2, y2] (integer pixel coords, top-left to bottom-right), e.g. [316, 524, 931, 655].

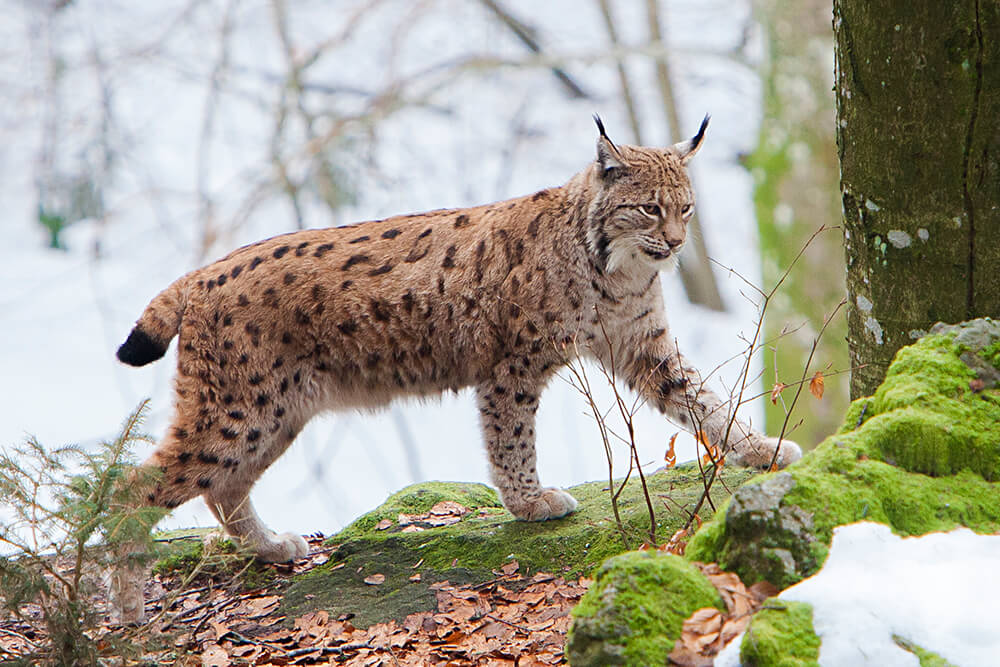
[112, 117, 800, 621]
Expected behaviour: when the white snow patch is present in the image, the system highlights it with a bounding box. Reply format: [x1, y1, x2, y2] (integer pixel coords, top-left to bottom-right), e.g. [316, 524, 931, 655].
[781, 522, 1000, 667]
[917, 228, 929, 241]
[855, 295, 873, 312]
[864, 316, 884, 344]
[886, 230, 911, 248]
[864, 199, 880, 212]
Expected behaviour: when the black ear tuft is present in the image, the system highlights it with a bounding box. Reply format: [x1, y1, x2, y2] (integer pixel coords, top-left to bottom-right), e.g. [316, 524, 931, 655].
[593, 114, 608, 139]
[672, 114, 710, 164]
[691, 114, 710, 150]
[593, 114, 625, 175]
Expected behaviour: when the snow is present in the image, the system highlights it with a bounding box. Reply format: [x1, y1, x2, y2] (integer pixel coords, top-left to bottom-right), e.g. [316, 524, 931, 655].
[716, 522, 1000, 667]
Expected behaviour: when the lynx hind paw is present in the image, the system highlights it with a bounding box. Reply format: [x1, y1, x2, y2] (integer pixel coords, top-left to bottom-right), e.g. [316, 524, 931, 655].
[254, 531, 309, 563]
[510, 488, 579, 521]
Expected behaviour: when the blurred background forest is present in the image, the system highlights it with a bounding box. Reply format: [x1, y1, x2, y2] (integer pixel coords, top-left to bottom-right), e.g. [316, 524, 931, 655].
[0, 0, 845, 536]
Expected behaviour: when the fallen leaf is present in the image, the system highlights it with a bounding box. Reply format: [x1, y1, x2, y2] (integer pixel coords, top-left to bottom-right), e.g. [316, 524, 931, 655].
[376, 518, 393, 530]
[664, 433, 678, 468]
[429, 501, 469, 516]
[201, 644, 230, 667]
[662, 527, 689, 555]
[210, 620, 230, 641]
[398, 512, 424, 526]
[500, 560, 520, 575]
[770, 382, 788, 404]
[409, 573, 422, 582]
[364, 574, 386, 585]
[681, 607, 723, 654]
[748, 580, 780, 604]
[810, 371, 825, 399]
[246, 595, 280, 617]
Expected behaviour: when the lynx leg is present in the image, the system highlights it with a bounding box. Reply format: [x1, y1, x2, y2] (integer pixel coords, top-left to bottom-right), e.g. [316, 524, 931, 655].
[476, 375, 577, 521]
[630, 347, 802, 469]
[204, 483, 308, 562]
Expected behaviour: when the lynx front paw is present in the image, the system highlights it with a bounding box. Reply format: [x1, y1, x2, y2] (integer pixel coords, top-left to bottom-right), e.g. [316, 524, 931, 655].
[507, 488, 579, 521]
[730, 436, 802, 469]
[771, 437, 803, 468]
[253, 531, 310, 562]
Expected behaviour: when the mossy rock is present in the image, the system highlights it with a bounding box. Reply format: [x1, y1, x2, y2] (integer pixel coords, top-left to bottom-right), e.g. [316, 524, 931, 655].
[688, 319, 1000, 587]
[893, 635, 960, 667]
[279, 466, 754, 628]
[566, 552, 724, 666]
[740, 600, 821, 667]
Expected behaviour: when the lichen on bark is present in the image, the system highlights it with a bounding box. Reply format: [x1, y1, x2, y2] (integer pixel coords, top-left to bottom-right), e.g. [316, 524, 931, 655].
[835, 0, 1000, 398]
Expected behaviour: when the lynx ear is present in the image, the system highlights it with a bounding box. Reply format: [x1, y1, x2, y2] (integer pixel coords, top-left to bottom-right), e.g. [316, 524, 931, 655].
[593, 115, 625, 176]
[672, 114, 710, 164]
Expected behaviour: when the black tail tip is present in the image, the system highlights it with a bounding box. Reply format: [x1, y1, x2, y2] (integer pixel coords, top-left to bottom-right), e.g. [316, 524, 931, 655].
[117, 328, 167, 366]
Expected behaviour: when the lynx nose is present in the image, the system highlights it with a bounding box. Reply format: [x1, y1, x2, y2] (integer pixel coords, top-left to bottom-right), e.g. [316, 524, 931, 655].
[666, 238, 683, 249]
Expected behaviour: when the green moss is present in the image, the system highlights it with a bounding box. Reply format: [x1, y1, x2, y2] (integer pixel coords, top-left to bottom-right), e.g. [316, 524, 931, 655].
[566, 552, 724, 666]
[150, 532, 275, 588]
[282, 465, 754, 627]
[893, 636, 960, 667]
[981, 340, 1000, 369]
[336, 482, 502, 538]
[740, 600, 820, 667]
[688, 326, 1000, 586]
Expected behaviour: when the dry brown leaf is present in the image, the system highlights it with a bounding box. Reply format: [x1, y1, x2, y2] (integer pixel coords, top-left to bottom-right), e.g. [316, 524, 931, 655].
[810, 371, 825, 399]
[201, 643, 230, 667]
[375, 518, 393, 530]
[363, 573, 386, 585]
[720, 615, 750, 645]
[500, 560, 520, 575]
[682, 607, 722, 647]
[429, 500, 469, 516]
[771, 381, 788, 404]
[246, 595, 280, 617]
[397, 512, 424, 526]
[661, 528, 689, 555]
[209, 620, 230, 641]
[748, 580, 780, 604]
[409, 573, 422, 582]
[402, 525, 425, 533]
[664, 432, 678, 468]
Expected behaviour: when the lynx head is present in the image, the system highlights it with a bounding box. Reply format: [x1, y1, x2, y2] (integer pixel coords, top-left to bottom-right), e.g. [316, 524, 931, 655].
[586, 115, 708, 274]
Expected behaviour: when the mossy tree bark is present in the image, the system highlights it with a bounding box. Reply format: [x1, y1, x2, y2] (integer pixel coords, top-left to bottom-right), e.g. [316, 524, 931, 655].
[835, 1, 1000, 398]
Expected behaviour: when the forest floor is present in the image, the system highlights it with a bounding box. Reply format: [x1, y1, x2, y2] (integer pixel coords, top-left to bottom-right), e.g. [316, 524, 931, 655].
[0, 512, 762, 666]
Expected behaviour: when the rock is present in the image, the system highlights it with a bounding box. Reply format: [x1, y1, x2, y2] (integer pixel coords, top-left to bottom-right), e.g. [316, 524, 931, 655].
[688, 318, 1000, 587]
[279, 466, 755, 627]
[566, 552, 724, 666]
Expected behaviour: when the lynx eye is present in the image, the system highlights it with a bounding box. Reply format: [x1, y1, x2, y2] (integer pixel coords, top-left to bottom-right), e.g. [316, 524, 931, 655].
[639, 204, 661, 217]
[681, 203, 693, 216]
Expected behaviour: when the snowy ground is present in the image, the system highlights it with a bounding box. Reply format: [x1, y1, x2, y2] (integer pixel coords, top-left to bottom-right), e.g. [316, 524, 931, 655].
[716, 522, 1000, 667]
[1, 0, 769, 536]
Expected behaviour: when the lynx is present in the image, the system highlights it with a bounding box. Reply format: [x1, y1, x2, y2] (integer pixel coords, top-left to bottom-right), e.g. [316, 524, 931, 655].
[112, 117, 800, 621]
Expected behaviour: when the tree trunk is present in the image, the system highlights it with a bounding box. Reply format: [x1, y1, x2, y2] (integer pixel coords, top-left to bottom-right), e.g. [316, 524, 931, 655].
[835, 0, 1000, 398]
